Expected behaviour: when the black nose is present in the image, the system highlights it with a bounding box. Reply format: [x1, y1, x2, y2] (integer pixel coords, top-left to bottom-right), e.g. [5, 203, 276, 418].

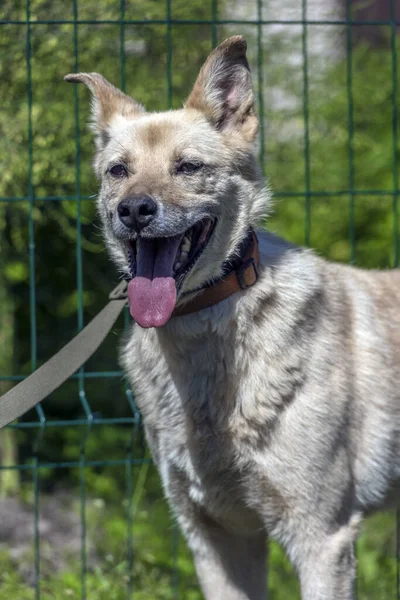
[117, 196, 157, 232]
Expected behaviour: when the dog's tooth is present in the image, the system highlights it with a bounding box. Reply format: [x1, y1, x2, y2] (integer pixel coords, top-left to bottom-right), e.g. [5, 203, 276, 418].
[175, 261, 182, 270]
[182, 238, 191, 253]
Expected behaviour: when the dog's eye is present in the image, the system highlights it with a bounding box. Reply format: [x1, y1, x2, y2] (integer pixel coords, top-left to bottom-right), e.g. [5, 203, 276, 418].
[177, 161, 203, 175]
[109, 164, 128, 177]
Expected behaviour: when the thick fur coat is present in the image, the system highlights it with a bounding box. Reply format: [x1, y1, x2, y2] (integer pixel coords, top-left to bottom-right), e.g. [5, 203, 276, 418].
[65, 36, 400, 600]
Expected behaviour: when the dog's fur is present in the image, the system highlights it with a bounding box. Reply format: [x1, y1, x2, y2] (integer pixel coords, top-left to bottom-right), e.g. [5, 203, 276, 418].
[66, 36, 400, 599]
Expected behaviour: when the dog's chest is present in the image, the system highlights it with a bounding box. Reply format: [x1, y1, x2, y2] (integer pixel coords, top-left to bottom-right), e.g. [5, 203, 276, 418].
[154, 411, 265, 534]
[123, 321, 299, 532]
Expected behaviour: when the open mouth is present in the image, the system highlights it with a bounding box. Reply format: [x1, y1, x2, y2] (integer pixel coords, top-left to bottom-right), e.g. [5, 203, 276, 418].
[126, 218, 215, 328]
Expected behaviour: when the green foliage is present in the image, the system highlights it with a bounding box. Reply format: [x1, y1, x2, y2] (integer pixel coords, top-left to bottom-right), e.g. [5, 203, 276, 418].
[266, 45, 400, 268]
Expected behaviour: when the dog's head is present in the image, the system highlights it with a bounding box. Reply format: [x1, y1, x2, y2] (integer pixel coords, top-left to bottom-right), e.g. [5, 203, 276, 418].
[65, 36, 270, 328]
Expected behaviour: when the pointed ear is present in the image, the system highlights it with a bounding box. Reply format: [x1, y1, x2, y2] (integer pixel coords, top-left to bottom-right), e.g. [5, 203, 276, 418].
[185, 36, 257, 142]
[64, 72, 144, 146]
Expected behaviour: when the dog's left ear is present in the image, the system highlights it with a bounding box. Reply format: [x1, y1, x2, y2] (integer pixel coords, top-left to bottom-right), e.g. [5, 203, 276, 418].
[185, 36, 257, 142]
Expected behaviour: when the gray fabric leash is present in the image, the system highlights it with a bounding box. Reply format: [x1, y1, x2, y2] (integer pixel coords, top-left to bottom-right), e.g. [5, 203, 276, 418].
[0, 281, 128, 429]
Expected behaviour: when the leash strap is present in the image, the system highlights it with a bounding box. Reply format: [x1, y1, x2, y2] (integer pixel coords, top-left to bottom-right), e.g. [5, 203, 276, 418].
[0, 281, 128, 429]
[0, 229, 260, 427]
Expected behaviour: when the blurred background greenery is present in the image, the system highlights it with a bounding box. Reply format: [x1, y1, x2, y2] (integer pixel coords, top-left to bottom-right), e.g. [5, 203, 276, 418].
[0, 0, 399, 598]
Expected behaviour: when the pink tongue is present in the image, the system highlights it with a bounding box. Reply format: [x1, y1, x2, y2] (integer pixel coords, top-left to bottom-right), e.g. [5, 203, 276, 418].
[128, 235, 182, 328]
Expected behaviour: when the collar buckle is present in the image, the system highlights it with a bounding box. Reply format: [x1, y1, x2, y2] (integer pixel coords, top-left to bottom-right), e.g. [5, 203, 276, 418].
[236, 257, 259, 290]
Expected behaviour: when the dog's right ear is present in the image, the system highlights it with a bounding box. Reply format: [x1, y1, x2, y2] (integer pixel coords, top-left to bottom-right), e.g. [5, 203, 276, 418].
[64, 72, 144, 148]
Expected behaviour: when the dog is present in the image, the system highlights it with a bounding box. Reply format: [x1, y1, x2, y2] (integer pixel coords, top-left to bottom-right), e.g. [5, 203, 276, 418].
[65, 36, 400, 599]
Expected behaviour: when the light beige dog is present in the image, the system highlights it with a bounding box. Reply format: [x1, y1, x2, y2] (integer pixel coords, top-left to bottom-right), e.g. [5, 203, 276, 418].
[65, 36, 400, 600]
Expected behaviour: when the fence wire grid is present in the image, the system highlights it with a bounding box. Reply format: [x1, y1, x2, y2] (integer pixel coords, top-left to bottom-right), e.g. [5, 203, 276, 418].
[0, 0, 399, 598]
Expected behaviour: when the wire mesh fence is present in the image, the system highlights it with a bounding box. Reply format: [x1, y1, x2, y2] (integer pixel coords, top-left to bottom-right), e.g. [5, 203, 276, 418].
[0, 0, 399, 598]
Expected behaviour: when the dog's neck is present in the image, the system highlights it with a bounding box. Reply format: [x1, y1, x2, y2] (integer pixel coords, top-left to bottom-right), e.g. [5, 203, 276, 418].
[157, 230, 300, 342]
[171, 229, 260, 319]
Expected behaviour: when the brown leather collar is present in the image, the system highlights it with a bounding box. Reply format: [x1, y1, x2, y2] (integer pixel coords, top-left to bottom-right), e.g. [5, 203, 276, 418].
[172, 230, 260, 318]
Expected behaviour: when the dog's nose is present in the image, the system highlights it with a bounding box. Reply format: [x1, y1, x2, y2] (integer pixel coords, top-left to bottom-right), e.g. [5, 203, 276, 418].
[117, 196, 158, 232]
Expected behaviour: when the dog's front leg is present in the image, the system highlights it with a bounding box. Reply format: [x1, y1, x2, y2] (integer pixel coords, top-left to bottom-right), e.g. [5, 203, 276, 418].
[166, 478, 267, 600]
[294, 515, 360, 600]
[184, 515, 267, 600]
